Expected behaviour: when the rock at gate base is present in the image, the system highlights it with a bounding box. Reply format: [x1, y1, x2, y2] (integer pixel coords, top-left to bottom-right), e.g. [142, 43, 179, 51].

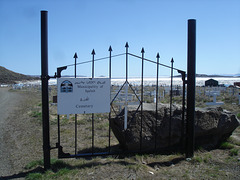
[110, 103, 240, 152]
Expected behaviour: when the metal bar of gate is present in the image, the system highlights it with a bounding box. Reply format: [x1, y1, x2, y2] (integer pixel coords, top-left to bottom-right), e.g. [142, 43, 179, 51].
[124, 43, 129, 131]
[57, 115, 60, 152]
[91, 49, 95, 154]
[181, 72, 186, 151]
[41, 10, 51, 170]
[74, 53, 78, 157]
[125, 43, 129, 82]
[169, 58, 174, 147]
[140, 48, 145, 151]
[108, 46, 112, 153]
[155, 53, 160, 150]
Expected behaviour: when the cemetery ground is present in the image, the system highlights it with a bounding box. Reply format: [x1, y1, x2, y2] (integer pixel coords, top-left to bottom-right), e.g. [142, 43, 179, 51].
[0, 86, 240, 179]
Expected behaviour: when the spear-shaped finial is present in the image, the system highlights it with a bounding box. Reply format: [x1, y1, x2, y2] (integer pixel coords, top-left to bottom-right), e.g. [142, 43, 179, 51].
[91, 49, 95, 55]
[108, 46, 112, 52]
[73, 52, 78, 78]
[73, 52, 78, 59]
[125, 42, 129, 48]
[91, 49, 95, 78]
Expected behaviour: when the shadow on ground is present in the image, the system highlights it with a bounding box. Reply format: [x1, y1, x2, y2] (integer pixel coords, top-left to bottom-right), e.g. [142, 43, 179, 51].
[0, 167, 44, 180]
[1, 145, 187, 179]
[0, 158, 137, 179]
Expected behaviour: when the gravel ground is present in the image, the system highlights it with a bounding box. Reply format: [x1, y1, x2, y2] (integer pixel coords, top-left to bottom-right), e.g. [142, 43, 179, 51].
[0, 88, 24, 176]
[0, 88, 42, 179]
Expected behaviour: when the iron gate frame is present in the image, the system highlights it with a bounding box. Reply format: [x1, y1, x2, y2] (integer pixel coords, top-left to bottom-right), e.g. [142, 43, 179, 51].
[41, 11, 196, 170]
[53, 42, 187, 159]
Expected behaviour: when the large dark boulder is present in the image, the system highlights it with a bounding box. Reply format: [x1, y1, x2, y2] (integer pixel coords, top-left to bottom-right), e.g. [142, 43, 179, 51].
[110, 103, 239, 152]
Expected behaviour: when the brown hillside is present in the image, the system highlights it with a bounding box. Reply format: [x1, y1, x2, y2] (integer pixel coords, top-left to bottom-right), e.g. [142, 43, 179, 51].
[0, 66, 39, 84]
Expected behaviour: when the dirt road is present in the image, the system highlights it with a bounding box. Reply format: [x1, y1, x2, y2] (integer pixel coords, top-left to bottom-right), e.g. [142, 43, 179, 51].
[0, 88, 43, 179]
[0, 88, 23, 176]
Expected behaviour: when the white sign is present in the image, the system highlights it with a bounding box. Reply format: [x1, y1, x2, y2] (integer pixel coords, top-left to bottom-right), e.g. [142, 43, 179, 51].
[57, 78, 110, 115]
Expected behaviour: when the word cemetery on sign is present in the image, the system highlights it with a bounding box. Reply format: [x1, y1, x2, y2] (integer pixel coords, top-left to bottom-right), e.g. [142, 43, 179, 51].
[57, 78, 110, 115]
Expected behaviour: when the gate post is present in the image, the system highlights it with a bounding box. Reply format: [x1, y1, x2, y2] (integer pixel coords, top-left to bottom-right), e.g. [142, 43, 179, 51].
[41, 10, 51, 169]
[186, 19, 196, 158]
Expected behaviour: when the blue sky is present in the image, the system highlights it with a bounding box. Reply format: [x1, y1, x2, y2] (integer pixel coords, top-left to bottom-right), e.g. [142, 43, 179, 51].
[0, 0, 240, 77]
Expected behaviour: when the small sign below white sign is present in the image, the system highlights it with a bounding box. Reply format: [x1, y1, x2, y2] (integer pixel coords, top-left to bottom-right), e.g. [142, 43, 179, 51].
[57, 78, 110, 115]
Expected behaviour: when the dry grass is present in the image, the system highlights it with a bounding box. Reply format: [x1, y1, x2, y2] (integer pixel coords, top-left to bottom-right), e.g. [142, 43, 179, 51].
[24, 148, 240, 179]
[2, 86, 240, 179]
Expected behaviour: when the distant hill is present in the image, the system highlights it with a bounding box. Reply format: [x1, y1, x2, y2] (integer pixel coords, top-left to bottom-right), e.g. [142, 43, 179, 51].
[0, 66, 39, 84]
[175, 73, 240, 78]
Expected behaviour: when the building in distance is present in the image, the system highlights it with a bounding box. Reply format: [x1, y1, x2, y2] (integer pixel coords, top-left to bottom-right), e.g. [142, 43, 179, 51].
[234, 82, 240, 88]
[205, 79, 218, 87]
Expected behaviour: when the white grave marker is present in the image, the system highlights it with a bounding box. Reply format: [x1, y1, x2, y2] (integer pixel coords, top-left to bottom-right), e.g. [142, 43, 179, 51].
[57, 78, 110, 115]
[205, 92, 224, 106]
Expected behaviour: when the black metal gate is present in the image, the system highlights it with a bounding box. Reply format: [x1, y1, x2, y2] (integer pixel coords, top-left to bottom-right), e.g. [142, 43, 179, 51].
[41, 11, 196, 169]
[54, 42, 187, 159]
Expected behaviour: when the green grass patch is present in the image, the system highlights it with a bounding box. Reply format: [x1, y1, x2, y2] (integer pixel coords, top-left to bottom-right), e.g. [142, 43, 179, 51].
[229, 148, 239, 156]
[30, 111, 42, 119]
[192, 156, 203, 163]
[26, 168, 75, 180]
[51, 159, 71, 171]
[237, 113, 240, 119]
[203, 153, 212, 163]
[227, 136, 240, 146]
[126, 163, 142, 171]
[77, 119, 87, 125]
[25, 159, 70, 170]
[25, 159, 44, 170]
[25, 159, 74, 180]
[26, 172, 43, 180]
[192, 153, 212, 164]
[220, 142, 234, 149]
[46, 168, 71, 179]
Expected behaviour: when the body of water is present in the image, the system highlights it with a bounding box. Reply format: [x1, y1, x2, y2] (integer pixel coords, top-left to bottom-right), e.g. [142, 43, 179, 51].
[20, 77, 240, 87]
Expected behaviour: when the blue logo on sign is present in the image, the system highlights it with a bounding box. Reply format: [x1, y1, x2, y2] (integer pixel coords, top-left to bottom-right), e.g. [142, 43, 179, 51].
[60, 80, 73, 93]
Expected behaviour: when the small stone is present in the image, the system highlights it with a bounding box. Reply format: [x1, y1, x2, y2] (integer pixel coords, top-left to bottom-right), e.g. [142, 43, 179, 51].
[141, 157, 147, 164]
[148, 171, 154, 175]
[186, 158, 192, 161]
[88, 172, 94, 175]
